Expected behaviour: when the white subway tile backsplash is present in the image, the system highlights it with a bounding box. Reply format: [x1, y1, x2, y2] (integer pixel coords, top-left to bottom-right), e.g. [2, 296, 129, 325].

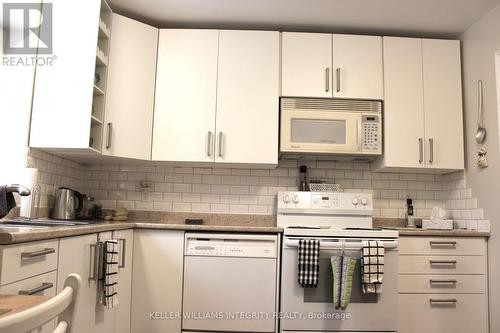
[27, 149, 483, 219]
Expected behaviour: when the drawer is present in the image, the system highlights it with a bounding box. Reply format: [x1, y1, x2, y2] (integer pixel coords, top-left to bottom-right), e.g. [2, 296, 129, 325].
[0, 239, 59, 286]
[0, 271, 57, 333]
[399, 255, 486, 275]
[399, 274, 486, 294]
[399, 237, 486, 255]
[398, 294, 488, 333]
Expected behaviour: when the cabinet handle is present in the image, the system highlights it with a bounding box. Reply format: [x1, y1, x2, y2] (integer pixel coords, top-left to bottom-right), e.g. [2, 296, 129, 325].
[325, 68, 330, 92]
[19, 282, 54, 295]
[218, 132, 224, 158]
[418, 138, 423, 163]
[21, 248, 55, 259]
[429, 138, 434, 163]
[206, 131, 212, 157]
[106, 122, 113, 149]
[336, 68, 341, 92]
[430, 259, 457, 265]
[89, 243, 99, 281]
[430, 240, 457, 247]
[429, 298, 457, 305]
[118, 238, 126, 268]
[430, 279, 458, 285]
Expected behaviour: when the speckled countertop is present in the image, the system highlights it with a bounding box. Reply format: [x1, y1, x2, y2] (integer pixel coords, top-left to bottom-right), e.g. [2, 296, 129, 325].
[0, 212, 489, 245]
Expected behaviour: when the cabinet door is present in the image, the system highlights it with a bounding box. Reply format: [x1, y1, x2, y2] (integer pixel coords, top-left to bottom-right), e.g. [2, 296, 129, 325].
[30, 0, 100, 149]
[131, 230, 184, 333]
[92, 232, 114, 333]
[281, 32, 332, 97]
[332, 34, 383, 100]
[113, 229, 134, 333]
[423, 39, 464, 170]
[215, 30, 280, 165]
[57, 234, 98, 333]
[103, 14, 158, 160]
[379, 37, 426, 169]
[152, 29, 219, 162]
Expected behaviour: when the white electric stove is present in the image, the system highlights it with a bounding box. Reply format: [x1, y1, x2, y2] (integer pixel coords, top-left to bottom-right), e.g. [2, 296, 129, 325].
[277, 191, 399, 333]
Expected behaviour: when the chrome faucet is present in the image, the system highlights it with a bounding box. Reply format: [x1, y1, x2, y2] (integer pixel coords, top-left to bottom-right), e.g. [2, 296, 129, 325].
[6, 184, 31, 196]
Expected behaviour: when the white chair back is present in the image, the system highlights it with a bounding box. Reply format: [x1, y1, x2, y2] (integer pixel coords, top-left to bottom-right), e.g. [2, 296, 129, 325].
[0, 273, 81, 333]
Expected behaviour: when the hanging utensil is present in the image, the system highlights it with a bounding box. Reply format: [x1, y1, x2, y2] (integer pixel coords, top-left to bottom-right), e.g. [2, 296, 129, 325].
[476, 80, 487, 143]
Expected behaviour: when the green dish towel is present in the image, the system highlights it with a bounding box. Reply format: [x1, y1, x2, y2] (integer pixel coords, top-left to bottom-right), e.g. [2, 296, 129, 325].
[340, 256, 357, 310]
[331, 256, 342, 309]
[331, 255, 357, 310]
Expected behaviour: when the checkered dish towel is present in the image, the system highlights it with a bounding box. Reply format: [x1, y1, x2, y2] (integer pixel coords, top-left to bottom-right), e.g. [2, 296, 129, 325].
[361, 240, 384, 294]
[298, 239, 320, 288]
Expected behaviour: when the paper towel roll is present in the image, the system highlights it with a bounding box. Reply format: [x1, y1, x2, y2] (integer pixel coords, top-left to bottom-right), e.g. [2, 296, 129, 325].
[20, 168, 39, 218]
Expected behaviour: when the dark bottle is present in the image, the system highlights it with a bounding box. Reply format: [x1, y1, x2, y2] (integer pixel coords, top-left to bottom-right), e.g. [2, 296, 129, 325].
[299, 166, 308, 191]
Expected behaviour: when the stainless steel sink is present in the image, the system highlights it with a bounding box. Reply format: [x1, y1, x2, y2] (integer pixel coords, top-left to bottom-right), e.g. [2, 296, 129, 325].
[1, 218, 94, 228]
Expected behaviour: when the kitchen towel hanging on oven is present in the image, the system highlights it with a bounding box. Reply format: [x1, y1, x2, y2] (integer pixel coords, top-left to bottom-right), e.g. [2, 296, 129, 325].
[361, 240, 384, 293]
[298, 239, 320, 287]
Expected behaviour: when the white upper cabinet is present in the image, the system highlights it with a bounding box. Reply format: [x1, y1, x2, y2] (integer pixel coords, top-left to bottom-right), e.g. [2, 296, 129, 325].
[332, 34, 383, 100]
[281, 32, 332, 98]
[422, 39, 464, 170]
[152, 29, 219, 162]
[215, 30, 280, 165]
[374, 37, 464, 172]
[103, 14, 158, 160]
[30, 0, 111, 153]
[378, 37, 425, 169]
[281, 32, 383, 100]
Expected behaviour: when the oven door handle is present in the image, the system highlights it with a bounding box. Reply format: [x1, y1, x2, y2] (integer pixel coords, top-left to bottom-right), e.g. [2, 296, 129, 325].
[284, 239, 398, 250]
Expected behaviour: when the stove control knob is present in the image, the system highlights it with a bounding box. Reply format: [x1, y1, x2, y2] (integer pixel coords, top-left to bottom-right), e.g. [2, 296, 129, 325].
[361, 198, 368, 206]
[292, 195, 300, 204]
[283, 195, 291, 204]
[352, 198, 359, 206]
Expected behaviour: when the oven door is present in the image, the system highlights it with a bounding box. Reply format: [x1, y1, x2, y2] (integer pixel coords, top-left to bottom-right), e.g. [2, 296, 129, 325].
[281, 237, 398, 332]
[280, 109, 362, 154]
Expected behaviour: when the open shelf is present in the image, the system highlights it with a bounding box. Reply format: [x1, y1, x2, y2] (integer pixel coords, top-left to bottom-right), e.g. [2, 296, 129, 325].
[96, 49, 108, 67]
[98, 19, 111, 39]
[91, 114, 103, 126]
[93, 84, 105, 96]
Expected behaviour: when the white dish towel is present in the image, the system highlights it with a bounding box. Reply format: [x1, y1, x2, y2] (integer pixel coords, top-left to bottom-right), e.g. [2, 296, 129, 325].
[361, 240, 385, 294]
[102, 240, 119, 309]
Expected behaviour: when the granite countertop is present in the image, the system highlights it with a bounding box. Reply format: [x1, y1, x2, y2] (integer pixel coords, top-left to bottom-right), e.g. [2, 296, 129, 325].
[0, 212, 489, 245]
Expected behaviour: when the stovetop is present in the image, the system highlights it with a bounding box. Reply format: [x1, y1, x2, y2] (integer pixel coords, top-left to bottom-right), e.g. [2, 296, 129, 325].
[283, 226, 399, 238]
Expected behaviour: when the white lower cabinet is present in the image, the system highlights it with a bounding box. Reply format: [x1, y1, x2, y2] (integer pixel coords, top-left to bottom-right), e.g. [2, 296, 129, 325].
[113, 229, 134, 333]
[131, 230, 184, 333]
[398, 236, 488, 333]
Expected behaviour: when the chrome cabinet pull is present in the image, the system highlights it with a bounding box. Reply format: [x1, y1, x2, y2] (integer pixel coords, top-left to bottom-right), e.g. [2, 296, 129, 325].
[19, 282, 54, 295]
[118, 238, 126, 268]
[418, 138, 423, 163]
[21, 248, 55, 259]
[429, 298, 457, 305]
[430, 279, 458, 285]
[430, 240, 457, 247]
[430, 259, 457, 265]
[325, 68, 330, 92]
[218, 132, 224, 158]
[207, 131, 213, 157]
[89, 243, 99, 281]
[336, 68, 341, 92]
[106, 122, 113, 149]
[429, 138, 434, 163]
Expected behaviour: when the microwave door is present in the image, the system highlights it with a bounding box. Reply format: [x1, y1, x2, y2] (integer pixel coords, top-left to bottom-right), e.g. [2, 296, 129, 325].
[280, 110, 360, 153]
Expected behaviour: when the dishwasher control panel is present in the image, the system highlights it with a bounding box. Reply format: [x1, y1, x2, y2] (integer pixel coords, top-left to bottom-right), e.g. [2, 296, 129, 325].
[185, 233, 278, 258]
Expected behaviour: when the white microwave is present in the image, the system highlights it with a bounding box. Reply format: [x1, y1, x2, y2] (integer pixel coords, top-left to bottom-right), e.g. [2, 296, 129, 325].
[280, 98, 382, 156]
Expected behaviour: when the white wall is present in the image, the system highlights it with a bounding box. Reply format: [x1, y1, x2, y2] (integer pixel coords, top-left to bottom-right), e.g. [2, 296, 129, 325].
[461, 3, 500, 331]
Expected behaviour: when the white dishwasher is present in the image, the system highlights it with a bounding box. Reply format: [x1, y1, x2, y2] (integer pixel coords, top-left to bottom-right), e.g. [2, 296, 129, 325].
[182, 233, 279, 333]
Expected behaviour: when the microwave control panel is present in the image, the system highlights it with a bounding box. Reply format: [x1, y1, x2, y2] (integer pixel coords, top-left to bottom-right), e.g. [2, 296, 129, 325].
[361, 115, 381, 153]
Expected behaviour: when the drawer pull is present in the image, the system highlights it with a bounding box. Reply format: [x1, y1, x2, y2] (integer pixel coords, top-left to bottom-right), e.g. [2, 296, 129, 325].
[21, 248, 56, 259]
[430, 240, 457, 247]
[19, 282, 54, 295]
[430, 279, 458, 285]
[429, 298, 457, 305]
[430, 259, 457, 265]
